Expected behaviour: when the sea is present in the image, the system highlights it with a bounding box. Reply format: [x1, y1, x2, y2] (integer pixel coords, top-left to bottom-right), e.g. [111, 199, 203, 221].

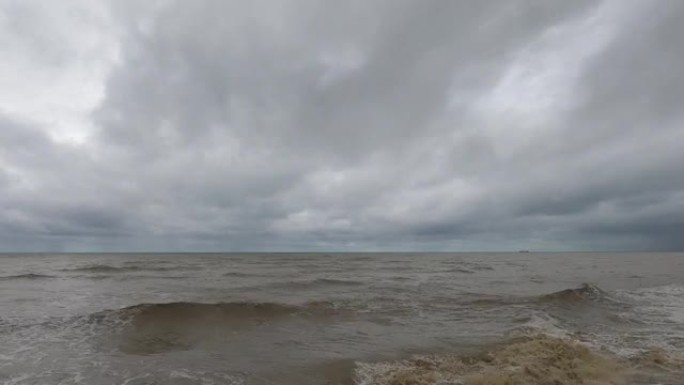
[1, 252, 683, 384]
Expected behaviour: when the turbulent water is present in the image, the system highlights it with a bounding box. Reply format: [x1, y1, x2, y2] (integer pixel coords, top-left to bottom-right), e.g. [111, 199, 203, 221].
[1, 253, 684, 384]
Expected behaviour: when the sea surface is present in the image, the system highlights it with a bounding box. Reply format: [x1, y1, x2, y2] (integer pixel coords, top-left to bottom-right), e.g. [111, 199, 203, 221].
[1, 252, 683, 384]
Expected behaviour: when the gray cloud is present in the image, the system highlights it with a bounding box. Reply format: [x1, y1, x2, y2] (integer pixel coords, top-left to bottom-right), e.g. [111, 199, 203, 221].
[1, 0, 683, 251]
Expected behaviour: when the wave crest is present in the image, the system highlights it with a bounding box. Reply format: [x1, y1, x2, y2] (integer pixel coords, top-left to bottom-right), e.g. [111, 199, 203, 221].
[264, 278, 365, 290]
[463, 284, 617, 307]
[89, 300, 341, 354]
[0, 273, 56, 280]
[538, 283, 610, 303]
[124, 301, 302, 318]
[61, 264, 197, 274]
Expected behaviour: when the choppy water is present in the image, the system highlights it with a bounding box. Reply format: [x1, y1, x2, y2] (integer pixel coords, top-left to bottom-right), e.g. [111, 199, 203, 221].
[1, 252, 683, 384]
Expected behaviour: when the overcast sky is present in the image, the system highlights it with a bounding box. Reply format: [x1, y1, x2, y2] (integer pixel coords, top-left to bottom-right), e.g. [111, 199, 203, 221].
[1, 0, 683, 252]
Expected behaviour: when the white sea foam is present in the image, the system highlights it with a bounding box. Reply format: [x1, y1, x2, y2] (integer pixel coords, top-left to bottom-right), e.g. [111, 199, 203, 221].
[619, 284, 684, 324]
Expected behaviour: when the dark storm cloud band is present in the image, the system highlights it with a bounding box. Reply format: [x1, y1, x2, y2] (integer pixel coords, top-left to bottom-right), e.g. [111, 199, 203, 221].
[1, 0, 683, 251]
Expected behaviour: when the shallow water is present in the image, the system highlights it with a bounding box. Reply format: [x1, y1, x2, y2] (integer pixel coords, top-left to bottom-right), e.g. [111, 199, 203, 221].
[1, 252, 683, 384]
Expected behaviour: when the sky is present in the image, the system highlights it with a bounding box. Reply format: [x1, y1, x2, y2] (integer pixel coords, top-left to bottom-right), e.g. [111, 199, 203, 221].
[1, 0, 683, 252]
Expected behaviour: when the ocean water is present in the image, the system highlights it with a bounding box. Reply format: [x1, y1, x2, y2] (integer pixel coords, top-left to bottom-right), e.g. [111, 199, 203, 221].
[1, 252, 683, 384]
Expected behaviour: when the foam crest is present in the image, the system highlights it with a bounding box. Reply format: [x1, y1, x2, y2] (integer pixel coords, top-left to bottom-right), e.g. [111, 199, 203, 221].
[618, 284, 684, 323]
[354, 335, 624, 385]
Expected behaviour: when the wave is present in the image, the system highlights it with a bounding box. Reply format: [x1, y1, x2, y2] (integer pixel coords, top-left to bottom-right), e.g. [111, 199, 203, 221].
[508, 311, 573, 339]
[463, 295, 521, 306]
[123, 301, 306, 318]
[630, 347, 684, 370]
[0, 273, 56, 280]
[539, 283, 609, 303]
[89, 300, 342, 354]
[469, 264, 495, 271]
[298, 278, 364, 287]
[462, 283, 621, 308]
[354, 334, 624, 385]
[616, 284, 684, 324]
[439, 261, 494, 272]
[353, 332, 684, 385]
[242, 278, 365, 291]
[60, 264, 193, 273]
[620, 283, 684, 300]
[93, 300, 342, 324]
[223, 271, 258, 278]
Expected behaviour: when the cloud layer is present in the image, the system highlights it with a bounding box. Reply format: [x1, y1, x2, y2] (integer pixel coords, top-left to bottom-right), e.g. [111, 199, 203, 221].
[1, 0, 683, 251]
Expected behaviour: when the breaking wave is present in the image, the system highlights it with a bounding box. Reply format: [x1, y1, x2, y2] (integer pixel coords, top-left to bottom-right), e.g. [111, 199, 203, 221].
[354, 334, 622, 385]
[508, 311, 574, 339]
[354, 332, 684, 385]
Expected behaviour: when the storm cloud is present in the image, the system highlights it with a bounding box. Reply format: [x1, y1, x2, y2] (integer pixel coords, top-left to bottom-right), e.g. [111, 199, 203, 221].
[1, 0, 683, 251]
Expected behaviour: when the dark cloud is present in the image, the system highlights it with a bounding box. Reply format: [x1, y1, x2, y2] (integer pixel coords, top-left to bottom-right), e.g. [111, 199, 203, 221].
[1, 0, 683, 251]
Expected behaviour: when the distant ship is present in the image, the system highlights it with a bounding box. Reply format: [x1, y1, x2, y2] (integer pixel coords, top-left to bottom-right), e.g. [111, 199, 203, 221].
[518, 250, 531, 253]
